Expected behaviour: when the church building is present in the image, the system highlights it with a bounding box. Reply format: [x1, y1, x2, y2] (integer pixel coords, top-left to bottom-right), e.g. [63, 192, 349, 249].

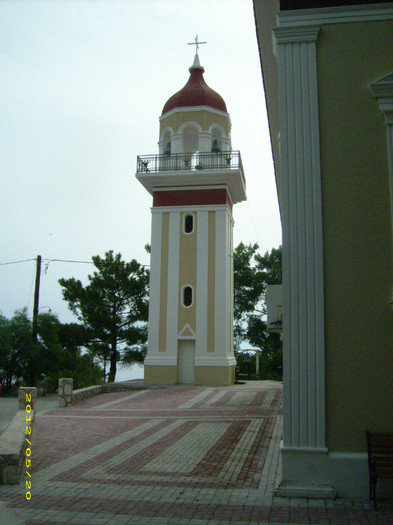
[254, 0, 393, 499]
[136, 44, 246, 386]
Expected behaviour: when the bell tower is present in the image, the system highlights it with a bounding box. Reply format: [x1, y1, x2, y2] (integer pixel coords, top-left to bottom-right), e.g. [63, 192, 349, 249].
[136, 44, 246, 385]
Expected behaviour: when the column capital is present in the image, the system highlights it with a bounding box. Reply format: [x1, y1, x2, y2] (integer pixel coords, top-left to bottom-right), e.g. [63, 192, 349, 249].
[273, 25, 320, 45]
[370, 72, 393, 122]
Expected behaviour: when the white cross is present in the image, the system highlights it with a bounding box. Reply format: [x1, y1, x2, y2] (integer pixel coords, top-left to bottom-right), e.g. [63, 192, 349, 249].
[187, 34, 207, 54]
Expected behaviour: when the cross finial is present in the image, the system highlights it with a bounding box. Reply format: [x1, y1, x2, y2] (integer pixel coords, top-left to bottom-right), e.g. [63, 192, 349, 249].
[187, 34, 207, 54]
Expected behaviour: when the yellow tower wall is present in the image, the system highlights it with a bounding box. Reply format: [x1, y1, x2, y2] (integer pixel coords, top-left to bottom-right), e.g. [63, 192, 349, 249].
[160, 109, 230, 136]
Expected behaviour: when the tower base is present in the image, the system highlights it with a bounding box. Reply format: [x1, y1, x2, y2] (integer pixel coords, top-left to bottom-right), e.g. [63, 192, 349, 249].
[144, 364, 235, 386]
[195, 365, 235, 386]
[144, 365, 178, 385]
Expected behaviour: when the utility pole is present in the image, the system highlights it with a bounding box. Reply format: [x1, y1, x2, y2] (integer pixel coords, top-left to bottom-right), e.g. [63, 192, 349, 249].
[32, 255, 42, 344]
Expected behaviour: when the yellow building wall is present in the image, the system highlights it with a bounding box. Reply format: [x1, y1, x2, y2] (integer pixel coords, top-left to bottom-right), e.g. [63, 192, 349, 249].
[178, 212, 197, 333]
[317, 20, 393, 452]
[144, 365, 177, 384]
[160, 109, 230, 136]
[195, 366, 235, 386]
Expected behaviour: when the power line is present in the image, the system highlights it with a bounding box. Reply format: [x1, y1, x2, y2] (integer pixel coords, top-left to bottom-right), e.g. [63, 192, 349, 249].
[44, 258, 93, 264]
[0, 257, 93, 267]
[43, 258, 94, 274]
[0, 258, 36, 266]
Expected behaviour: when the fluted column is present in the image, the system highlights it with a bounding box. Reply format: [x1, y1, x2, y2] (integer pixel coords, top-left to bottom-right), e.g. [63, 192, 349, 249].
[273, 25, 326, 452]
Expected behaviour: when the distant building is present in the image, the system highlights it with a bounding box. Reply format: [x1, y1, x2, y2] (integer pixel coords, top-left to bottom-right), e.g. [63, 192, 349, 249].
[136, 50, 246, 385]
[254, 0, 393, 498]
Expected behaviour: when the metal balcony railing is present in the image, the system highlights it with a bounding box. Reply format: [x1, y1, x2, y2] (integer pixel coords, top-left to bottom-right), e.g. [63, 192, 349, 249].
[136, 151, 245, 186]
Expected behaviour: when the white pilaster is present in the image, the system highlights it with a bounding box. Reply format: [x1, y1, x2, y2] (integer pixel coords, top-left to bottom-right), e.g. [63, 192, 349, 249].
[273, 25, 326, 451]
[199, 131, 212, 153]
[213, 208, 235, 365]
[171, 133, 183, 154]
[222, 137, 230, 151]
[228, 211, 234, 356]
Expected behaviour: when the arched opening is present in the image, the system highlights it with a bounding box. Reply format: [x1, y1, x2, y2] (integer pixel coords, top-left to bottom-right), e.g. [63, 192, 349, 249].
[161, 130, 172, 154]
[164, 141, 171, 156]
[182, 285, 193, 308]
[184, 213, 194, 234]
[182, 125, 199, 153]
[212, 139, 220, 153]
[211, 128, 223, 152]
[160, 130, 172, 170]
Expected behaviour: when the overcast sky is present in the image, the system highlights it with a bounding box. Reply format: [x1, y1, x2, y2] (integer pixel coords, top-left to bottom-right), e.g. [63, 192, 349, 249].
[0, 0, 281, 333]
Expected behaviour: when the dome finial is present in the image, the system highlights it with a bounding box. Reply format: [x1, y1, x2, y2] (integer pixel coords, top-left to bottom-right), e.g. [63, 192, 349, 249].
[187, 35, 206, 71]
[190, 52, 204, 71]
[187, 34, 207, 54]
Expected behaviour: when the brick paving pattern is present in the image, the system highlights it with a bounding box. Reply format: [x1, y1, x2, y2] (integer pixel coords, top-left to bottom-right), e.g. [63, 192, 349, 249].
[0, 381, 392, 524]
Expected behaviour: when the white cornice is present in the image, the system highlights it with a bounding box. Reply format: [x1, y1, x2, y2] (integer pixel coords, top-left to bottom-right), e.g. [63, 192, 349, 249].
[370, 72, 393, 122]
[152, 184, 228, 192]
[136, 169, 246, 204]
[144, 355, 178, 366]
[277, 3, 393, 27]
[160, 105, 229, 121]
[195, 356, 236, 367]
[274, 25, 320, 44]
[151, 204, 232, 214]
[370, 72, 393, 100]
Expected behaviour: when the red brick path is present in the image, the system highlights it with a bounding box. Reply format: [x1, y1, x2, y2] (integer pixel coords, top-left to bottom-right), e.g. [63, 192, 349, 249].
[0, 381, 392, 524]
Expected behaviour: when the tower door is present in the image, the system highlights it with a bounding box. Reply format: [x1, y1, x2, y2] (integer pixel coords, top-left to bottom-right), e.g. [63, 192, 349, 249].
[178, 340, 195, 384]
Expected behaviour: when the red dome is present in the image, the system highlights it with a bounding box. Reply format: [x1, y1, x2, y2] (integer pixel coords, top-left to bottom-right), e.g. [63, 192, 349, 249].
[162, 64, 227, 115]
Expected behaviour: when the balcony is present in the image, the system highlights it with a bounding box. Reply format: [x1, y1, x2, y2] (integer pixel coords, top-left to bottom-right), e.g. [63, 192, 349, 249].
[136, 150, 247, 204]
[136, 151, 245, 187]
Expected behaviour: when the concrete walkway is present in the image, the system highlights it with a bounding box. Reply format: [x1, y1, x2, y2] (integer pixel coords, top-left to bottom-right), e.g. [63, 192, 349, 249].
[0, 381, 391, 524]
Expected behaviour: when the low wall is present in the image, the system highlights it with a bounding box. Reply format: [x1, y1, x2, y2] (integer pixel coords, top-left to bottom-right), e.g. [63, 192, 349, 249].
[72, 385, 104, 404]
[58, 379, 155, 407]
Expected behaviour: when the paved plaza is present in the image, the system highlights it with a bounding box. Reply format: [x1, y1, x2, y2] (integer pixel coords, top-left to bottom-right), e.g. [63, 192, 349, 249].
[0, 381, 392, 524]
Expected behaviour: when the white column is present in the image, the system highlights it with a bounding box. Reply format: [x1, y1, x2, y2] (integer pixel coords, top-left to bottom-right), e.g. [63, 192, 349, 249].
[221, 137, 230, 151]
[199, 131, 212, 153]
[228, 211, 234, 356]
[273, 25, 326, 451]
[171, 133, 182, 154]
[213, 208, 235, 366]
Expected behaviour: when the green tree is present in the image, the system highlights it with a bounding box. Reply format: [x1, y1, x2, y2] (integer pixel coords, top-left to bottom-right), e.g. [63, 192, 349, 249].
[0, 309, 103, 392]
[233, 243, 283, 380]
[59, 251, 149, 383]
[0, 311, 27, 391]
[233, 242, 264, 345]
[36, 320, 103, 392]
[0, 309, 41, 389]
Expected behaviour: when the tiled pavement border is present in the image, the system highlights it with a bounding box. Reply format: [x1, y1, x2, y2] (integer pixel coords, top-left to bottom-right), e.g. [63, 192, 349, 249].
[0, 381, 392, 524]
